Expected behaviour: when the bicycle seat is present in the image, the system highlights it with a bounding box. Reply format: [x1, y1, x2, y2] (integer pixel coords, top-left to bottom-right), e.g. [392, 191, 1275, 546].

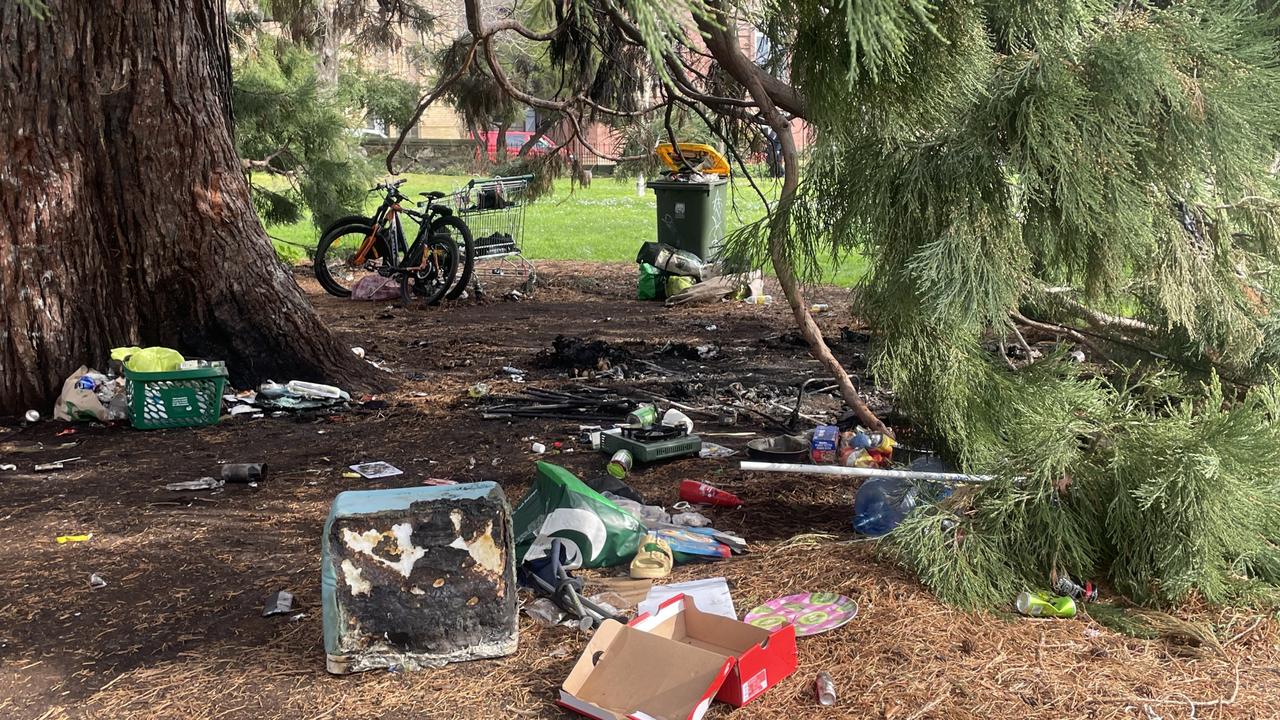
[420, 191, 446, 200]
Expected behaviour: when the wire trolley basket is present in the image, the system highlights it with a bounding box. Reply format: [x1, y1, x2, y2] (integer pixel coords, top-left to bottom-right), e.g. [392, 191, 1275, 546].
[443, 174, 535, 291]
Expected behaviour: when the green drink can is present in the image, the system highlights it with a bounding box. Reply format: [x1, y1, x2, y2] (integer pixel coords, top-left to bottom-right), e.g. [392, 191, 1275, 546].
[627, 403, 658, 428]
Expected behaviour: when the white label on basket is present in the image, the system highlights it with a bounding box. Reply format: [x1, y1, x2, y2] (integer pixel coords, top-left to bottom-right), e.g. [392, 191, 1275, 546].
[172, 397, 190, 408]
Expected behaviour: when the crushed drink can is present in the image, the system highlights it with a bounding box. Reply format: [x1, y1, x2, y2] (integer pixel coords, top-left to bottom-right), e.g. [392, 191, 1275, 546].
[1053, 575, 1099, 603]
[607, 450, 633, 479]
[1015, 590, 1076, 619]
[815, 671, 836, 706]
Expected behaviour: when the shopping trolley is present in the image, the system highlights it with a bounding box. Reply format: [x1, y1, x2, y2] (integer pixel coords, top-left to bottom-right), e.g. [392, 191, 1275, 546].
[444, 174, 536, 294]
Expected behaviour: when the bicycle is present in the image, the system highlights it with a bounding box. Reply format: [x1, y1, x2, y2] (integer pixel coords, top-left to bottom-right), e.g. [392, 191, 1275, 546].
[313, 179, 466, 305]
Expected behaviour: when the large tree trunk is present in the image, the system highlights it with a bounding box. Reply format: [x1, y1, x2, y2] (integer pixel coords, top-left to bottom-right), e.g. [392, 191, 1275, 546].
[314, 0, 340, 87]
[0, 0, 375, 416]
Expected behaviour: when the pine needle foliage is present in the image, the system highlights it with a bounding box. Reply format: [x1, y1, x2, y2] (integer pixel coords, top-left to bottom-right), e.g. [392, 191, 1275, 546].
[718, 0, 1280, 608]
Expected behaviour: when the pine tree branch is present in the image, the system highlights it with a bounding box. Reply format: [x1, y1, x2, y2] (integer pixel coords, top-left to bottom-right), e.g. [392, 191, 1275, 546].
[1038, 286, 1154, 333]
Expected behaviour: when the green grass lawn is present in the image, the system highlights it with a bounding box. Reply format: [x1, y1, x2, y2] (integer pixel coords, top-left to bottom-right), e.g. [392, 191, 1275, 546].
[264, 173, 866, 285]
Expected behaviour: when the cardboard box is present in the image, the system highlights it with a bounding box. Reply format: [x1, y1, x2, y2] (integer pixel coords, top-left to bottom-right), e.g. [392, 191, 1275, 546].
[630, 595, 797, 707]
[810, 424, 839, 464]
[558, 595, 797, 719]
[557, 620, 734, 720]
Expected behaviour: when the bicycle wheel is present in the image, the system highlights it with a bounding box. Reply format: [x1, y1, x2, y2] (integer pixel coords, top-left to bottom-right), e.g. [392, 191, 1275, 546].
[399, 233, 459, 307]
[314, 221, 394, 297]
[433, 214, 474, 301]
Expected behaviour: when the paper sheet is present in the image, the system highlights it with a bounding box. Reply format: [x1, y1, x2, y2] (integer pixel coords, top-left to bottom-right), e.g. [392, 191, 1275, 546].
[638, 577, 736, 620]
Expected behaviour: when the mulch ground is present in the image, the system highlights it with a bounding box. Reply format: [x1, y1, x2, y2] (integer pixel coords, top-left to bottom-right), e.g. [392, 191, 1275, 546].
[0, 262, 1275, 720]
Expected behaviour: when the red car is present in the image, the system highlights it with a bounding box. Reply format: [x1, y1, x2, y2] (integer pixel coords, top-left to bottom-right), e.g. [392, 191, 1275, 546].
[472, 130, 556, 162]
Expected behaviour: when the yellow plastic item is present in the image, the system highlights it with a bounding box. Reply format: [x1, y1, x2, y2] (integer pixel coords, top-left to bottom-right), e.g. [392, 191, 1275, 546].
[629, 534, 674, 579]
[654, 143, 731, 176]
[56, 533, 92, 543]
[116, 346, 185, 372]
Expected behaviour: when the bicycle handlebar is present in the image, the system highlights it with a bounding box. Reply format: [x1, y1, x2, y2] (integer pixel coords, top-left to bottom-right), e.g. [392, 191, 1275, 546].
[369, 178, 410, 200]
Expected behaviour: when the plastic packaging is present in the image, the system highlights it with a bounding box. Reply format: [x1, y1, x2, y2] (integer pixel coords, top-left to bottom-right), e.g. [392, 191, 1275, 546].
[24, 410, 40, 423]
[525, 597, 566, 627]
[744, 295, 773, 305]
[815, 672, 837, 706]
[661, 408, 694, 434]
[286, 380, 344, 399]
[853, 477, 952, 536]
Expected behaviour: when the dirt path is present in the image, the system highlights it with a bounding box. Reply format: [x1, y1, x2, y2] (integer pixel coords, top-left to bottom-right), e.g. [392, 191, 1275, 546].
[0, 263, 1273, 720]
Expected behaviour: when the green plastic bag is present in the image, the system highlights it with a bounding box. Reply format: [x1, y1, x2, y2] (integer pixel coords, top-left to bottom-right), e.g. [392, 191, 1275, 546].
[512, 462, 646, 568]
[637, 263, 667, 301]
[113, 346, 184, 372]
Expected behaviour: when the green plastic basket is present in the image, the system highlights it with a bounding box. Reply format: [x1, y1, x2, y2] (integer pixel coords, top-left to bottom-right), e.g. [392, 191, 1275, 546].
[124, 366, 227, 430]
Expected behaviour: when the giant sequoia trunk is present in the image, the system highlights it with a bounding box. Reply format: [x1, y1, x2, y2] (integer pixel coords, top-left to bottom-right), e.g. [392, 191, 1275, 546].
[0, 0, 374, 416]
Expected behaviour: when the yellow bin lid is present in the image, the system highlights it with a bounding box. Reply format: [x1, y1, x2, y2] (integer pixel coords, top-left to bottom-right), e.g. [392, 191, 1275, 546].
[654, 143, 731, 177]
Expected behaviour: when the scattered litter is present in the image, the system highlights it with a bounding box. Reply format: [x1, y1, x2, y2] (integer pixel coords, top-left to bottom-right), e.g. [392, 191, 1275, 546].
[531, 442, 547, 454]
[559, 591, 796, 715]
[699, 442, 737, 459]
[289, 613, 307, 622]
[285, 380, 346, 400]
[1069, 349, 1086, 363]
[165, 477, 224, 491]
[1054, 575, 1099, 602]
[468, 382, 490, 398]
[1015, 590, 1076, 619]
[606, 449, 633, 479]
[350, 346, 366, 359]
[548, 645, 571, 659]
[505, 290, 525, 302]
[679, 479, 742, 507]
[263, 590, 294, 617]
[670, 511, 713, 527]
[815, 671, 837, 706]
[638, 577, 736, 620]
[421, 478, 458, 486]
[743, 592, 859, 637]
[56, 534, 92, 544]
[89, 573, 107, 589]
[34, 461, 67, 472]
[228, 404, 258, 417]
[221, 463, 267, 484]
[341, 471, 361, 479]
[629, 534, 674, 579]
[348, 461, 403, 479]
[0, 464, 15, 471]
[24, 410, 40, 423]
[55, 428, 76, 437]
[525, 597, 569, 628]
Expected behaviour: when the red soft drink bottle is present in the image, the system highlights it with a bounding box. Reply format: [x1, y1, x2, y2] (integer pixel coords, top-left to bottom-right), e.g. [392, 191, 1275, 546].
[679, 480, 743, 507]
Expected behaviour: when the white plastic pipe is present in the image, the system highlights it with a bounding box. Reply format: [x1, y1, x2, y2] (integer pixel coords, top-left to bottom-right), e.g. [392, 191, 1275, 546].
[738, 461, 995, 484]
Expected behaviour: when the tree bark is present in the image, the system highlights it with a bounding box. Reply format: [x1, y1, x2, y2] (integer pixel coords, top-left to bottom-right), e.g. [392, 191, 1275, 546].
[0, 0, 376, 416]
[314, 0, 340, 88]
[696, 6, 889, 435]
